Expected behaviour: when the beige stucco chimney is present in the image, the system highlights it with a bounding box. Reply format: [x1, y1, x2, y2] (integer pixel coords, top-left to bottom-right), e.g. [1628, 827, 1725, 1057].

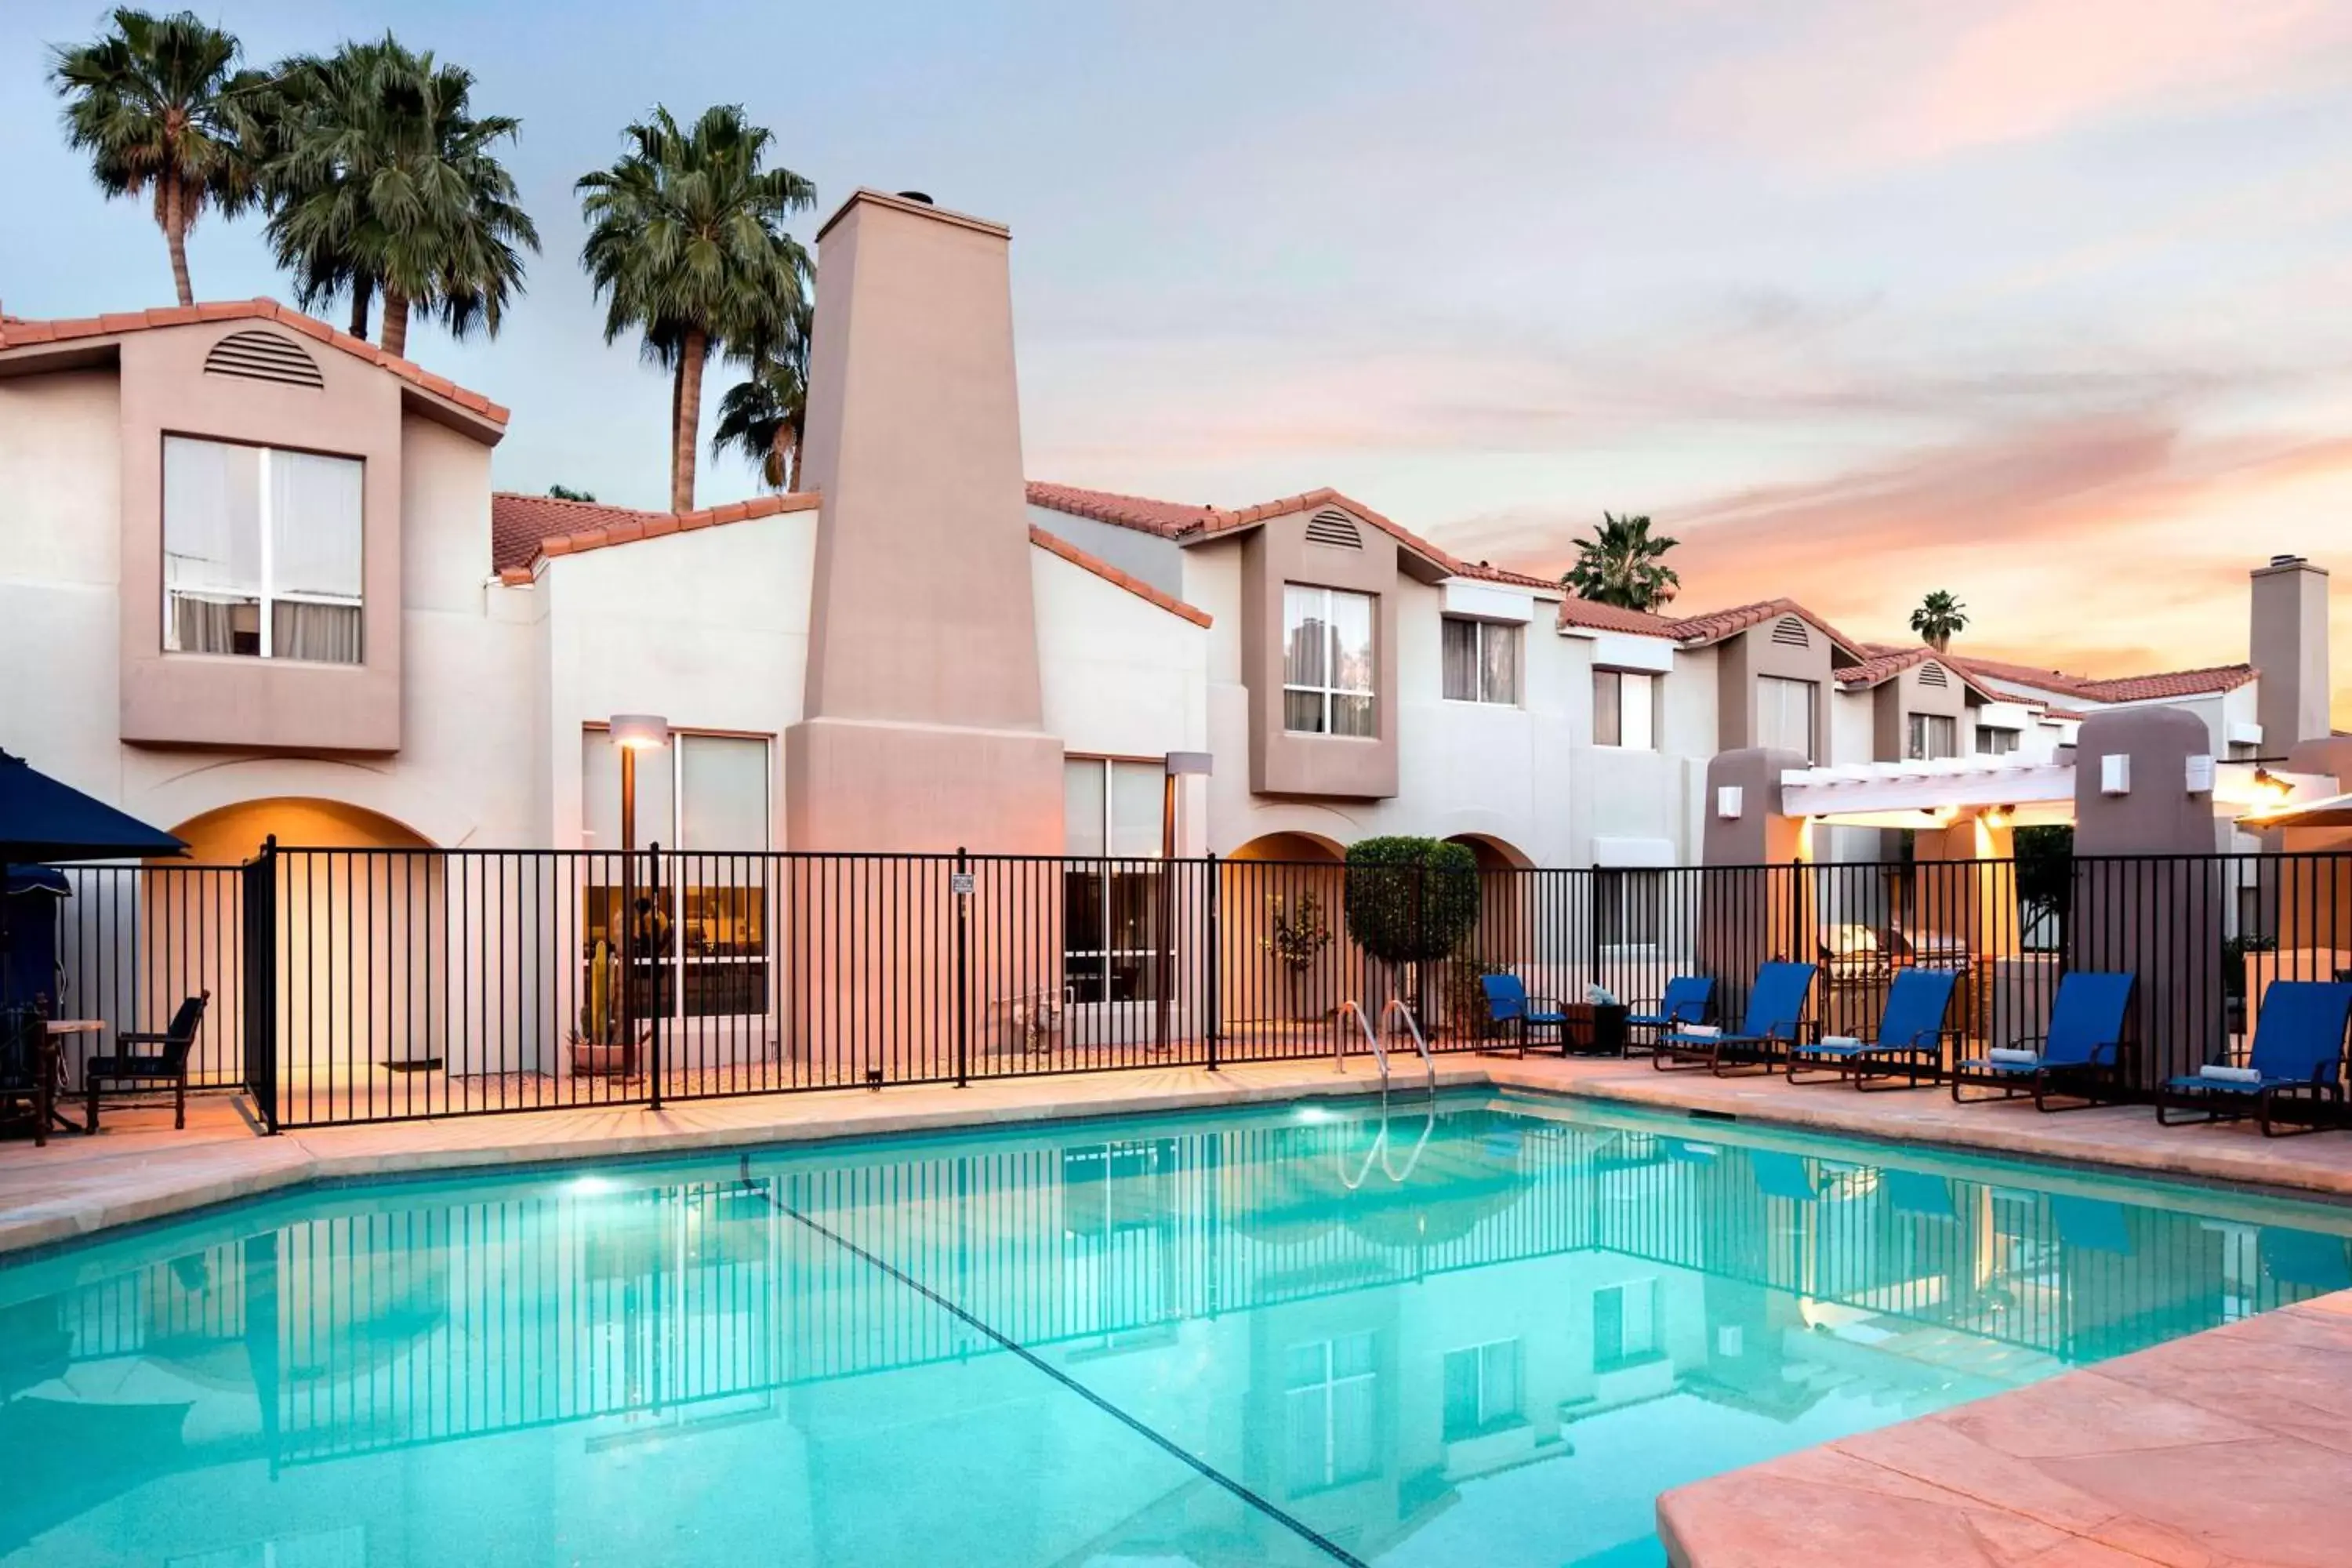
[785, 190, 1064, 853]
[2250, 554, 2331, 750]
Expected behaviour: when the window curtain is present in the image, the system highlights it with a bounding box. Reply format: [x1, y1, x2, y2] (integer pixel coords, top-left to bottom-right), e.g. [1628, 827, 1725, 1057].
[1063, 759, 1108, 856]
[1109, 761, 1164, 858]
[1593, 670, 1622, 746]
[162, 437, 263, 651]
[1481, 623, 1519, 704]
[270, 601, 361, 662]
[1441, 619, 1479, 701]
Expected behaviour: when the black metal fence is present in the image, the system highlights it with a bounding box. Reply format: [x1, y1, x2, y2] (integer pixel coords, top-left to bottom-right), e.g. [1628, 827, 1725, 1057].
[24, 844, 2352, 1131]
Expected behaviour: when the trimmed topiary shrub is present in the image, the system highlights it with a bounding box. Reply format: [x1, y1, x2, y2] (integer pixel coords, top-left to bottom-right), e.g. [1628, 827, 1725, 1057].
[1343, 837, 1480, 965]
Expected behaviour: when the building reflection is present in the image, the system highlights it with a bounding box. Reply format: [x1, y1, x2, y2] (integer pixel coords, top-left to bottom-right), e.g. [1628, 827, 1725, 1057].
[2, 1102, 2346, 1566]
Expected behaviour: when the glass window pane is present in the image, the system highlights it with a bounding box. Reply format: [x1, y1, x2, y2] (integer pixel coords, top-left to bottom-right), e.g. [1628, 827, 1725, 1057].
[1442, 619, 1478, 701]
[1621, 673, 1654, 750]
[1331, 694, 1375, 739]
[579, 728, 672, 852]
[1330, 590, 1374, 694]
[1283, 585, 1327, 688]
[681, 735, 769, 851]
[1482, 623, 1519, 704]
[1593, 670, 1621, 746]
[269, 448, 364, 598]
[163, 437, 263, 654]
[1109, 761, 1164, 858]
[1063, 759, 1107, 856]
[1283, 689, 1327, 734]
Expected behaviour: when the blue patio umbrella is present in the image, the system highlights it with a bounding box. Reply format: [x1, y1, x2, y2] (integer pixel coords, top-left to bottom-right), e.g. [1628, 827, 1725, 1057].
[0, 751, 184, 862]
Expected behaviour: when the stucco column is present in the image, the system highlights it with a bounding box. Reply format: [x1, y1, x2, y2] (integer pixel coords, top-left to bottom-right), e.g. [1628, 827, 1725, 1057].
[1699, 748, 1813, 1000]
[786, 191, 1065, 857]
[2070, 708, 2225, 1086]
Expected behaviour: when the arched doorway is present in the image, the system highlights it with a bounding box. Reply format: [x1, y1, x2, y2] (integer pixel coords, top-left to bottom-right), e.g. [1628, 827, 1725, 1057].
[158, 798, 448, 1099]
[1221, 833, 1351, 1053]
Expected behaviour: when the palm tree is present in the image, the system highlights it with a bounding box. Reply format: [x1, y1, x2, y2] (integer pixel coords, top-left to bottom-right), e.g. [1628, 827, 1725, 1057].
[1910, 590, 1969, 652]
[256, 36, 536, 358]
[50, 9, 267, 307]
[577, 105, 815, 513]
[1563, 513, 1680, 612]
[712, 293, 811, 491]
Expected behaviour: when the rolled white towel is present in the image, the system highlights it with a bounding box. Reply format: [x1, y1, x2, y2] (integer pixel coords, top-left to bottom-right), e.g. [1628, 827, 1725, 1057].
[1680, 1024, 1722, 1038]
[2197, 1064, 2262, 1084]
[1987, 1047, 2039, 1065]
[1817, 1034, 1862, 1049]
[1585, 984, 1617, 1006]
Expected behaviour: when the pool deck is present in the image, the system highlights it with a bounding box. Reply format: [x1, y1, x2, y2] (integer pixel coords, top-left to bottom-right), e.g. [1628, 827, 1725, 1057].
[1656, 1293, 2352, 1567]
[7, 1051, 2352, 1567]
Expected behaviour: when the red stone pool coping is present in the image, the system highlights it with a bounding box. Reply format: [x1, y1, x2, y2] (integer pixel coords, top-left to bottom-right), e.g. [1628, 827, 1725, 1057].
[1656, 1292, 2352, 1567]
[7, 1053, 2352, 1567]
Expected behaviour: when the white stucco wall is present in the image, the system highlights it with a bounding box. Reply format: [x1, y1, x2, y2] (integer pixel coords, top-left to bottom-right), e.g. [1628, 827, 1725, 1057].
[531, 510, 818, 852]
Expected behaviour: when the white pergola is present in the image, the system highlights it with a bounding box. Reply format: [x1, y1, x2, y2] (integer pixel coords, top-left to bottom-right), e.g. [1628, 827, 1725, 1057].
[1779, 757, 2333, 830]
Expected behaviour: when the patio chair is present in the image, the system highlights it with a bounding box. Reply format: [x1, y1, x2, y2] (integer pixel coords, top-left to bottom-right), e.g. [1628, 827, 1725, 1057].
[1883, 1167, 1955, 1221]
[1624, 976, 1713, 1056]
[1949, 971, 2134, 1112]
[1749, 1148, 1818, 1202]
[1480, 974, 1570, 1055]
[1787, 968, 1960, 1090]
[0, 1004, 57, 1149]
[84, 990, 206, 1133]
[2052, 1194, 2133, 1255]
[2154, 980, 2352, 1138]
[1653, 961, 1815, 1076]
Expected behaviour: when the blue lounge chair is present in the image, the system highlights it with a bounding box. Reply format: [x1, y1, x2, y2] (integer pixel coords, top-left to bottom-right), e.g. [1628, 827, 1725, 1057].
[2052, 1194, 2133, 1255]
[1788, 968, 1960, 1090]
[1479, 974, 1572, 1054]
[1624, 976, 1713, 1056]
[2155, 980, 2352, 1138]
[1654, 962, 1815, 1076]
[1950, 971, 2134, 1111]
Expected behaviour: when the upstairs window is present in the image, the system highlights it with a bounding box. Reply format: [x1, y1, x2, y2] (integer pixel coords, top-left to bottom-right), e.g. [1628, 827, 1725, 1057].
[1976, 724, 2020, 756]
[163, 435, 362, 664]
[1907, 713, 1958, 760]
[1755, 676, 1817, 760]
[1283, 584, 1376, 737]
[1593, 670, 1657, 749]
[1441, 617, 1519, 704]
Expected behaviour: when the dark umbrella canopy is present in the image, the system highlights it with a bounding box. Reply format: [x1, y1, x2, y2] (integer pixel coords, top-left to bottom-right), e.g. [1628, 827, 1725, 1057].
[0, 752, 184, 862]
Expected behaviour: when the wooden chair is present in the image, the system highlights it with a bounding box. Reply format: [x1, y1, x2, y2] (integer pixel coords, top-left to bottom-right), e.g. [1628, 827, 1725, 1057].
[85, 990, 207, 1132]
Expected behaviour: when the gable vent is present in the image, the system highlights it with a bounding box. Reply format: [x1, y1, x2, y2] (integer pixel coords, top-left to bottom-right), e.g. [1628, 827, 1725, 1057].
[203, 330, 325, 389]
[1919, 660, 1950, 688]
[1769, 615, 1809, 648]
[1303, 508, 1363, 550]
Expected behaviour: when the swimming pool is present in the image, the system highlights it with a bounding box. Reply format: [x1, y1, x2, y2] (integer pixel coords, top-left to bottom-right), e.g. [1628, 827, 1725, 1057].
[4, 1091, 2349, 1566]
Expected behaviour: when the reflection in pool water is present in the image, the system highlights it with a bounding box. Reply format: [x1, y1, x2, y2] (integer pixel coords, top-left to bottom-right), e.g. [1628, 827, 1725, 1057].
[2, 1094, 2347, 1566]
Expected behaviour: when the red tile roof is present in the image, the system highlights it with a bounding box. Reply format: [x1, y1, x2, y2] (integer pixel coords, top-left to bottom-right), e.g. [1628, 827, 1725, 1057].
[0, 299, 508, 427]
[1556, 597, 1682, 636]
[491, 491, 820, 579]
[1024, 481, 1219, 538]
[1949, 653, 2257, 704]
[1028, 526, 1212, 626]
[1831, 644, 2006, 702]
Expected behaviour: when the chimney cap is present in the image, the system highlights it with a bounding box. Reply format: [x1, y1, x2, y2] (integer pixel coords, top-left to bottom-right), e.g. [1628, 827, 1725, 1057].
[895, 191, 935, 205]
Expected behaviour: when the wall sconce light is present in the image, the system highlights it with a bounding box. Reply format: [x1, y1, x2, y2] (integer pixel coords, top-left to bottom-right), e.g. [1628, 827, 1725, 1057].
[1716, 786, 1744, 820]
[1982, 804, 2013, 829]
[2100, 754, 2131, 797]
[2252, 765, 2294, 803]
[2184, 753, 2216, 794]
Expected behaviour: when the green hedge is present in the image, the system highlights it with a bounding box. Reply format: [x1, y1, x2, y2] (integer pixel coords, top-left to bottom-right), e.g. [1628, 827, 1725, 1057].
[1342, 837, 1480, 965]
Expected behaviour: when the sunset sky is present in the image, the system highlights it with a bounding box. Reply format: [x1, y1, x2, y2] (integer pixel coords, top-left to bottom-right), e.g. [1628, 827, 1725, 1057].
[5, 1, 2349, 715]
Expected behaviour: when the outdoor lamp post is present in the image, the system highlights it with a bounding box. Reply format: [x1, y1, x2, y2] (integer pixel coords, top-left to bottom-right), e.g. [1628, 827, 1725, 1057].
[608, 715, 670, 1076]
[1157, 752, 1215, 1053]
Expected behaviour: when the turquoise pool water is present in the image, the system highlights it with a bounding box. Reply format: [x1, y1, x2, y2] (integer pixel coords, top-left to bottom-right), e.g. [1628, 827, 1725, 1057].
[5, 1091, 2351, 1566]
